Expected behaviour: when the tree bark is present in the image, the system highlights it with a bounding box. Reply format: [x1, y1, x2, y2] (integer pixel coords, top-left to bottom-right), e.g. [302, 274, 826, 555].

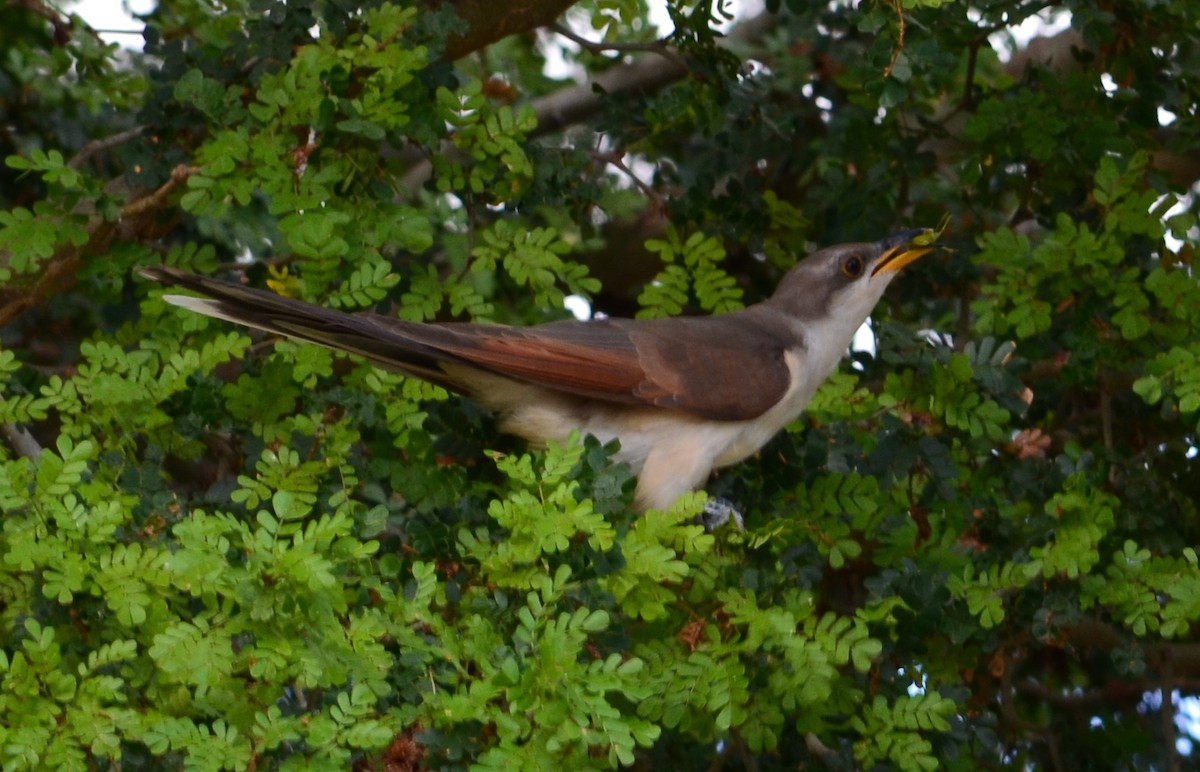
[441, 0, 582, 61]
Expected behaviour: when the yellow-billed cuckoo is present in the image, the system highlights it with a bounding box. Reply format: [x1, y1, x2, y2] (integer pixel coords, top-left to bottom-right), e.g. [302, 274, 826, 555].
[138, 229, 931, 512]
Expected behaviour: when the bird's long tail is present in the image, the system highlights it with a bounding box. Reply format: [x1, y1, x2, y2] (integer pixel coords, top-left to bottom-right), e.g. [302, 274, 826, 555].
[137, 266, 459, 387]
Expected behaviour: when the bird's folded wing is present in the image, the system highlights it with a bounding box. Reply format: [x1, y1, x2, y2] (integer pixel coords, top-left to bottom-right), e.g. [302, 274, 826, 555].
[140, 267, 793, 421]
[390, 314, 795, 421]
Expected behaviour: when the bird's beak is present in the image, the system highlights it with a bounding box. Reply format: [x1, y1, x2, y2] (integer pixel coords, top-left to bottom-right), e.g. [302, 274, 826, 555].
[872, 224, 944, 276]
[872, 230, 935, 277]
[872, 244, 932, 276]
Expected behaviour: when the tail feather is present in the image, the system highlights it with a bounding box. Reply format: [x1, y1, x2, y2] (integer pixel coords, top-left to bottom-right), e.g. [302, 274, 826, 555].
[138, 266, 460, 389]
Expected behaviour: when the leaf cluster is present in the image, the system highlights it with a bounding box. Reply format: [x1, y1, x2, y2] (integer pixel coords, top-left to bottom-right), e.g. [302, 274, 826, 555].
[3, 0, 1200, 768]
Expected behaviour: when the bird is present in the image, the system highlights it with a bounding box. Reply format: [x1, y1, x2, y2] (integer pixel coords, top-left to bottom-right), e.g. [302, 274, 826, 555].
[138, 229, 932, 513]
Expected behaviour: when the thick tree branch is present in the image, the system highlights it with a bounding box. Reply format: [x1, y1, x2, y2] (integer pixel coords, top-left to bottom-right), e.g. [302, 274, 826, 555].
[911, 25, 1200, 192]
[440, 0, 581, 61]
[400, 10, 777, 195]
[533, 11, 777, 137]
[1001, 26, 1083, 78]
[1001, 27, 1199, 187]
[1, 424, 43, 460]
[529, 51, 687, 138]
[1062, 618, 1200, 679]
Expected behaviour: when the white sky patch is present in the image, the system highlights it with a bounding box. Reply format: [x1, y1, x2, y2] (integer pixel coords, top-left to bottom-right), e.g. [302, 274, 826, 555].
[564, 293, 592, 320]
[648, 0, 673, 34]
[649, 0, 767, 35]
[989, 8, 1074, 64]
[1155, 192, 1197, 253]
[72, 0, 151, 46]
[850, 318, 876, 359]
[607, 153, 657, 190]
[539, 28, 584, 81]
[545, 0, 763, 81]
[1179, 692, 1200, 754]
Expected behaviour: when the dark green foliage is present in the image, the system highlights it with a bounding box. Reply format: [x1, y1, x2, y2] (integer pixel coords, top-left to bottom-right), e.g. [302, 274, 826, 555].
[3, 0, 1200, 768]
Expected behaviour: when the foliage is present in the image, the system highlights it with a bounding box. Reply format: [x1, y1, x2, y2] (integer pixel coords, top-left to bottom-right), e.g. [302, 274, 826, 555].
[2, 0, 1200, 768]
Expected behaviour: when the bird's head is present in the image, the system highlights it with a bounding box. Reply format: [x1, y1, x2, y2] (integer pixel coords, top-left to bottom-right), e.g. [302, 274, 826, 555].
[767, 230, 934, 326]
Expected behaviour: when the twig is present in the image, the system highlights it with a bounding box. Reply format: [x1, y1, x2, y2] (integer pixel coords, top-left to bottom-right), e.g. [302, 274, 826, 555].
[398, 12, 777, 194]
[730, 729, 759, 772]
[1044, 730, 1065, 772]
[1100, 389, 1113, 451]
[954, 288, 971, 352]
[1012, 675, 1200, 713]
[2, 424, 43, 460]
[703, 736, 732, 772]
[12, 0, 74, 44]
[592, 151, 664, 207]
[550, 23, 690, 71]
[0, 230, 99, 327]
[1000, 659, 1067, 772]
[1161, 655, 1180, 772]
[883, 0, 907, 79]
[120, 164, 199, 218]
[68, 126, 146, 170]
[0, 164, 199, 327]
[804, 731, 834, 758]
[961, 41, 980, 109]
[214, 256, 294, 272]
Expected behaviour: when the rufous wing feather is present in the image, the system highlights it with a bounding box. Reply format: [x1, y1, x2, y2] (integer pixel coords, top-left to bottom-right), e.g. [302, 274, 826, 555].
[139, 267, 793, 420]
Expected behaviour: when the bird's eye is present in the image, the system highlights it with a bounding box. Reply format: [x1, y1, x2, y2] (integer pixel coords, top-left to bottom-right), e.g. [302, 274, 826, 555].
[840, 254, 865, 279]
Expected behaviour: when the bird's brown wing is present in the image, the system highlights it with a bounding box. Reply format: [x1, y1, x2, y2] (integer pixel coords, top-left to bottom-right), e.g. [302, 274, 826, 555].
[419, 314, 795, 420]
[139, 267, 794, 420]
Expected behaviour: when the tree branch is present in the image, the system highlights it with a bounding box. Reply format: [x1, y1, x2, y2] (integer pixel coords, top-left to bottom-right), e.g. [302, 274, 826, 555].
[440, 0, 581, 61]
[12, 0, 77, 44]
[549, 23, 689, 70]
[1000, 27, 1200, 187]
[0, 165, 198, 328]
[1, 424, 43, 460]
[399, 10, 777, 195]
[68, 126, 146, 170]
[120, 164, 198, 218]
[533, 11, 776, 138]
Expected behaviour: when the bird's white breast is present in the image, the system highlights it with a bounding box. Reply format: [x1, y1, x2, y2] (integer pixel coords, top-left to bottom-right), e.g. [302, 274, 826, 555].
[485, 315, 856, 471]
[452, 310, 862, 512]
